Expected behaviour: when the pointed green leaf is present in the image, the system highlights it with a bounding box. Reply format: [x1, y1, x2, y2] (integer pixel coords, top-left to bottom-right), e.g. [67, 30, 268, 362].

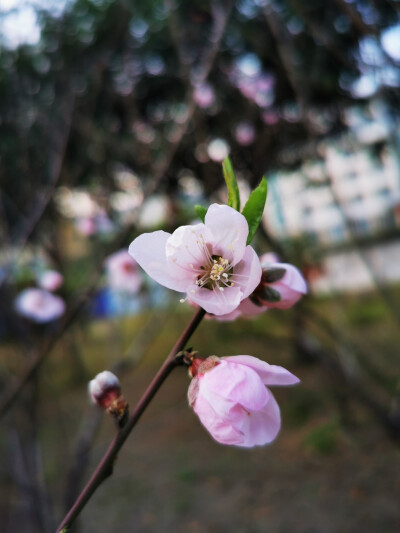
[194, 204, 207, 222]
[241, 177, 268, 244]
[222, 156, 240, 211]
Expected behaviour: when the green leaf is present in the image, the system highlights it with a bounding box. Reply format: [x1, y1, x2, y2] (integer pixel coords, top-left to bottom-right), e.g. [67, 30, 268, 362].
[241, 177, 268, 244]
[263, 267, 286, 283]
[222, 156, 240, 211]
[194, 205, 207, 222]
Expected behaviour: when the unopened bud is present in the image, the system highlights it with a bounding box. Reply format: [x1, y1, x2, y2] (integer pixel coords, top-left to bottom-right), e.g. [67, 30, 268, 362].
[88, 371, 129, 427]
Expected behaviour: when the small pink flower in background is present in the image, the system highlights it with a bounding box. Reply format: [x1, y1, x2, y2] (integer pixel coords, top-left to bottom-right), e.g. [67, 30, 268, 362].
[75, 217, 97, 236]
[234, 121, 255, 146]
[15, 288, 65, 323]
[193, 83, 216, 109]
[129, 204, 262, 315]
[188, 355, 299, 447]
[104, 250, 141, 293]
[38, 270, 63, 292]
[259, 252, 279, 264]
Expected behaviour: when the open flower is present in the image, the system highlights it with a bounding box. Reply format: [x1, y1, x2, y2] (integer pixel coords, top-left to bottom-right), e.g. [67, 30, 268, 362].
[104, 249, 141, 293]
[188, 355, 299, 447]
[14, 288, 65, 323]
[129, 204, 261, 315]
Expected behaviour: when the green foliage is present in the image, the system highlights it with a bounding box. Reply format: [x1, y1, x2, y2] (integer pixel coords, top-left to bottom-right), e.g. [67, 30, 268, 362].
[304, 420, 339, 455]
[222, 157, 240, 211]
[241, 177, 268, 245]
[194, 204, 207, 222]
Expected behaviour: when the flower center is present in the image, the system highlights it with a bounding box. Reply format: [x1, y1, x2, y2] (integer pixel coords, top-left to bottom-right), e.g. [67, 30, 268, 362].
[196, 255, 234, 291]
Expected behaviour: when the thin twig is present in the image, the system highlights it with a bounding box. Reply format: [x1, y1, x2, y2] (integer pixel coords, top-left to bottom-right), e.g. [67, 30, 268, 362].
[64, 308, 167, 510]
[56, 307, 205, 532]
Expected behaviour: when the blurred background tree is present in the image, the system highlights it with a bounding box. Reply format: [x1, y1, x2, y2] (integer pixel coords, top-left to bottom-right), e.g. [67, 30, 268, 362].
[0, 1, 399, 532]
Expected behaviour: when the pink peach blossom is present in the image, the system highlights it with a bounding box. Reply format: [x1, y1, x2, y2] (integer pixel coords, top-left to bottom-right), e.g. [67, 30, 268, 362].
[38, 270, 63, 292]
[193, 83, 216, 109]
[129, 204, 262, 315]
[14, 288, 65, 323]
[188, 355, 299, 447]
[104, 249, 141, 293]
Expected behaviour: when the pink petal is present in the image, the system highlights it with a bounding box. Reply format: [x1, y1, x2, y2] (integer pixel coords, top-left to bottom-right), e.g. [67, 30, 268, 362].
[200, 360, 269, 411]
[205, 204, 248, 265]
[236, 297, 267, 316]
[189, 284, 242, 315]
[232, 246, 262, 299]
[129, 231, 189, 292]
[165, 223, 214, 278]
[193, 392, 244, 445]
[223, 356, 300, 386]
[238, 391, 281, 447]
[213, 297, 266, 321]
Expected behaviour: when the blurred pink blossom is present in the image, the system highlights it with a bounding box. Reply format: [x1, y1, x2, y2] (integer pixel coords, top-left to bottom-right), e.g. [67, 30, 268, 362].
[129, 204, 261, 315]
[235, 122, 255, 146]
[15, 288, 65, 323]
[104, 249, 141, 293]
[188, 355, 299, 447]
[38, 270, 63, 292]
[193, 83, 215, 109]
[75, 217, 97, 236]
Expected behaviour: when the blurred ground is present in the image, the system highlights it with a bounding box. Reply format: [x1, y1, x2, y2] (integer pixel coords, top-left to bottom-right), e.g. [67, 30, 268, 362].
[2, 290, 399, 532]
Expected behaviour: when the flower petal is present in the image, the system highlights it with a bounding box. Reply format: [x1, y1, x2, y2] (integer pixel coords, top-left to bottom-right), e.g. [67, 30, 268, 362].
[205, 204, 248, 265]
[200, 360, 269, 411]
[193, 392, 244, 445]
[223, 355, 300, 386]
[231, 246, 262, 299]
[129, 231, 189, 292]
[165, 223, 214, 278]
[189, 284, 242, 315]
[238, 391, 281, 447]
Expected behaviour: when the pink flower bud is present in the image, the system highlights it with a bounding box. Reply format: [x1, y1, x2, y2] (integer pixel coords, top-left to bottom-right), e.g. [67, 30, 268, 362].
[256, 262, 307, 310]
[88, 371, 128, 426]
[38, 270, 63, 292]
[188, 355, 299, 447]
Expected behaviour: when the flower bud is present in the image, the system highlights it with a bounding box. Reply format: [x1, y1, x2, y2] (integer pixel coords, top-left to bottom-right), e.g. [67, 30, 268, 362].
[88, 371, 128, 427]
